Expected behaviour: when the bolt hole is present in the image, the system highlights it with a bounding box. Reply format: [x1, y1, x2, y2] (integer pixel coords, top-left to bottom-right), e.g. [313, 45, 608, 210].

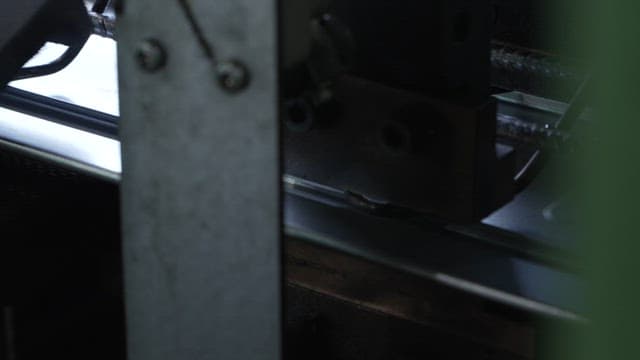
[285, 99, 314, 132]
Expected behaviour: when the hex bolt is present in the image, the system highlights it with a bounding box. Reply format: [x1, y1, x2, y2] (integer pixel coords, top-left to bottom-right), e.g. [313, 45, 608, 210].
[216, 60, 250, 93]
[135, 39, 167, 73]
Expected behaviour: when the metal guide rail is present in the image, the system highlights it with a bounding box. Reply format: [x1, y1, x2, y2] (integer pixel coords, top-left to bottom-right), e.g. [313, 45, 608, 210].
[0, 89, 584, 325]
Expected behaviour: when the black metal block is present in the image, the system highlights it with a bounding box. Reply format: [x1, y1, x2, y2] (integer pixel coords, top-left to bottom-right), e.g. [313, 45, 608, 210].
[331, 0, 491, 106]
[284, 76, 515, 222]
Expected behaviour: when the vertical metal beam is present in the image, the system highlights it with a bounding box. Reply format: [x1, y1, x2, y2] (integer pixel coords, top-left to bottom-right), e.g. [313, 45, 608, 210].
[117, 0, 280, 359]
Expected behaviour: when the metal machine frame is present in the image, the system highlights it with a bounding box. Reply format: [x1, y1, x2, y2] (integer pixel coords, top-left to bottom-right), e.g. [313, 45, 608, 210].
[118, 0, 281, 359]
[0, 1, 587, 358]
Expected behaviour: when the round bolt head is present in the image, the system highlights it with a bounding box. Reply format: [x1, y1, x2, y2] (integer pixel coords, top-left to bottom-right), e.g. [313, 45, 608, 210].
[217, 60, 250, 93]
[135, 39, 167, 72]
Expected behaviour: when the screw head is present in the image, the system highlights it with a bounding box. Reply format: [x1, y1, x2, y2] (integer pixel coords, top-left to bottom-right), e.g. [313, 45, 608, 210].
[216, 60, 250, 93]
[135, 39, 167, 72]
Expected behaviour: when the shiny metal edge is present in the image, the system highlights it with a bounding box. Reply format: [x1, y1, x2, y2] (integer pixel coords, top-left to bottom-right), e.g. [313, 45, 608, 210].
[0, 107, 121, 182]
[287, 223, 585, 322]
[0, 138, 119, 182]
[495, 90, 593, 121]
[432, 273, 585, 323]
[495, 91, 570, 115]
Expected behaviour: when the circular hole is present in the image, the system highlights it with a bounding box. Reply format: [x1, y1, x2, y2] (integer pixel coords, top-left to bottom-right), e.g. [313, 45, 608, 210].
[286, 99, 315, 132]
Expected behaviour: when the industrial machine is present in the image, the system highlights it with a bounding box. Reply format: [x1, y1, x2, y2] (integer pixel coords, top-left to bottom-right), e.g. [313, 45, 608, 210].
[0, 1, 587, 359]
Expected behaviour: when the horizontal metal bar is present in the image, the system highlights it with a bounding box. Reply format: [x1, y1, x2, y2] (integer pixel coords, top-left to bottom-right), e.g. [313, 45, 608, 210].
[0, 93, 583, 320]
[0, 105, 120, 178]
[0, 86, 118, 137]
[285, 191, 584, 321]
